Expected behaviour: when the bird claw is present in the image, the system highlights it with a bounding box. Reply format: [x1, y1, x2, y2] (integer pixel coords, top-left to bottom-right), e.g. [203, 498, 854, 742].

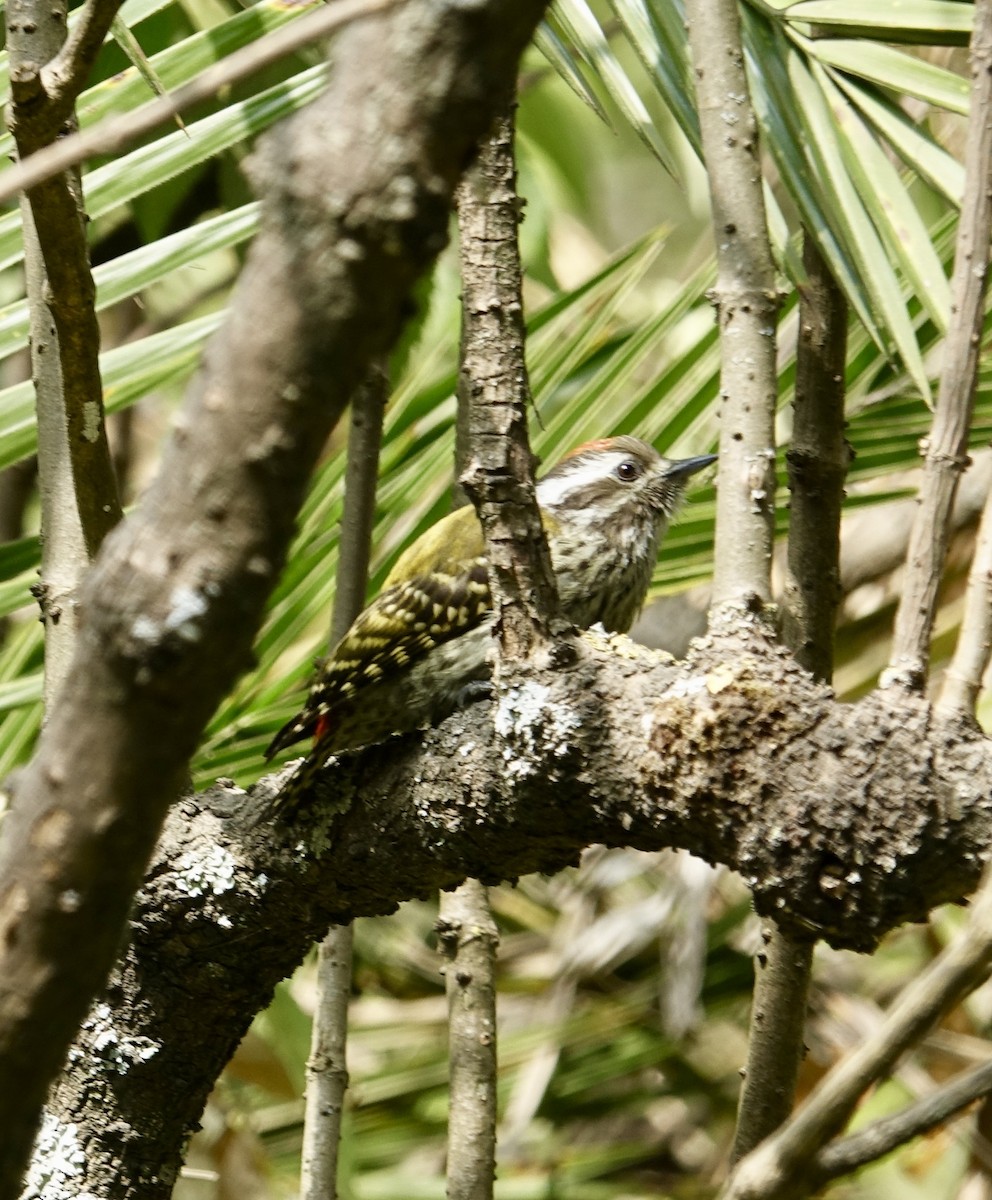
[454, 679, 493, 710]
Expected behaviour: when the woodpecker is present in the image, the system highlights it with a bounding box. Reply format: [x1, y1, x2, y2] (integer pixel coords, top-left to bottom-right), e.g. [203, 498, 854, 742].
[266, 436, 715, 776]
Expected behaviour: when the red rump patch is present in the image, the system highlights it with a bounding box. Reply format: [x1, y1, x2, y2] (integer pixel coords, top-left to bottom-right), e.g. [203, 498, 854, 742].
[314, 714, 332, 744]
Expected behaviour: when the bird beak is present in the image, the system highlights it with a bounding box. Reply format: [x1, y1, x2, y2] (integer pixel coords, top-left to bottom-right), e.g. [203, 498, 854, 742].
[666, 454, 717, 480]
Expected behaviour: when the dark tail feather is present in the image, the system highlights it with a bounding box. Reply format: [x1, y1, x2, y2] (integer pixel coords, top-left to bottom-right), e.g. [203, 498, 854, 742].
[265, 715, 310, 760]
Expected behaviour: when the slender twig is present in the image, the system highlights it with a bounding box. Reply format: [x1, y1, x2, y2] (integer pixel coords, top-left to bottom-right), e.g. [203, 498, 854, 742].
[730, 927, 814, 1163]
[887, 0, 992, 690]
[45, 0, 127, 121]
[814, 1058, 992, 1183]
[685, 0, 778, 615]
[782, 235, 849, 684]
[731, 236, 850, 1163]
[437, 879, 500, 1200]
[18, 165, 122, 558]
[300, 369, 387, 1200]
[724, 865, 992, 1200]
[301, 924, 354, 1200]
[326, 369, 389, 655]
[7, 0, 122, 702]
[0, 0, 403, 209]
[937, 481, 992, 719]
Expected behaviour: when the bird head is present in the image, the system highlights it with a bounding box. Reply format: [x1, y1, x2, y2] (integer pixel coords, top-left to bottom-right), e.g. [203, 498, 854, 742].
[536, 436, 716, 525]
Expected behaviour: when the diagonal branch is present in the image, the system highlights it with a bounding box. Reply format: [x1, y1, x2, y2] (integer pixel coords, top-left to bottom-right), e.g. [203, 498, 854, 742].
[0, 1, 549, 1193]
[44, 0, 127, 121]
[815, 1058, 992, 1183]
[38, 630, 992, 1196]
[887, 0, 992, 691]
[0, 0, 402, 207]
[725, 865, 992, 1200]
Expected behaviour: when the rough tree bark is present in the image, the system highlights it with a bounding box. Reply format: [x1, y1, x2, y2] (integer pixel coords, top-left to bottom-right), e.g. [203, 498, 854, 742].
[1, 0, 549, 1194]
[12, 2, 992, 1199]
[34, 623, 992, 1197]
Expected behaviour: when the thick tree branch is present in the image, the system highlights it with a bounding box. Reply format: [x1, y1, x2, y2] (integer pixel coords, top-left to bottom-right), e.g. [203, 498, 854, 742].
[887, 0, 992, 690]
[39, 630, 992, 1196]
[0, 2, 548, 1193]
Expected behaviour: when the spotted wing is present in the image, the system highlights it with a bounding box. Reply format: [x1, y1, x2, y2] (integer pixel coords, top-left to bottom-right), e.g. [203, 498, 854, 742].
[265, 559, 491, 757]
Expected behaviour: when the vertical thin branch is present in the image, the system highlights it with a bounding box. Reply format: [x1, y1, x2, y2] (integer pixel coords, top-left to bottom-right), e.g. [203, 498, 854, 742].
[456, 111, 563, 654]
[6, 0, 123, 702]
[685, 0, 778, 616]
[731, 929, 814, 1164]
[437, 878, 501, 1200]
[782, 237, 849, 683]
[20, 199, 91, 704]
[725, 864, 992, 1200]
[732, 237, 849, 1163]
[325, 370, 389, 647]
[887, 0, 992, 690]
[301, 926, 354, 1200]
[441, 105, 550, 1200]
[937, 484, 992, 719]
[300, 368, 388, 1200]
[686, 0, 802, 1166]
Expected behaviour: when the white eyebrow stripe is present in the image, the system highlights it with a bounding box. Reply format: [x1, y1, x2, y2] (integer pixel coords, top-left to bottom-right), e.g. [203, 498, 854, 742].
[536, 452, 630, 508]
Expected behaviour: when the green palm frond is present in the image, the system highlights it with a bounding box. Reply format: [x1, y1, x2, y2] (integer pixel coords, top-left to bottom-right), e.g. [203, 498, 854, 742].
[0, 0, 981, 791]
[537, 0, 972, 400]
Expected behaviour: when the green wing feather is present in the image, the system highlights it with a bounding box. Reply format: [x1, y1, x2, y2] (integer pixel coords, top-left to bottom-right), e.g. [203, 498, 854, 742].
[266, 507, 491, 757]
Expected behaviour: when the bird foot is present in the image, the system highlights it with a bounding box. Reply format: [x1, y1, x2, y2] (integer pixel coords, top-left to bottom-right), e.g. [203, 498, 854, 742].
[454, 679, 493, 710]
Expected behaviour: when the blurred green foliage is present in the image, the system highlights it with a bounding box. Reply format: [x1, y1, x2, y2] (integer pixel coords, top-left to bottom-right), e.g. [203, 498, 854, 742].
[0, 1, 987, 1196]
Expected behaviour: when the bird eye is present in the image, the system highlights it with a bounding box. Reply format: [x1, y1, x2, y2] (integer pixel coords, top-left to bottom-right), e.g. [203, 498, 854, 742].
[616, 459, 641, 482]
